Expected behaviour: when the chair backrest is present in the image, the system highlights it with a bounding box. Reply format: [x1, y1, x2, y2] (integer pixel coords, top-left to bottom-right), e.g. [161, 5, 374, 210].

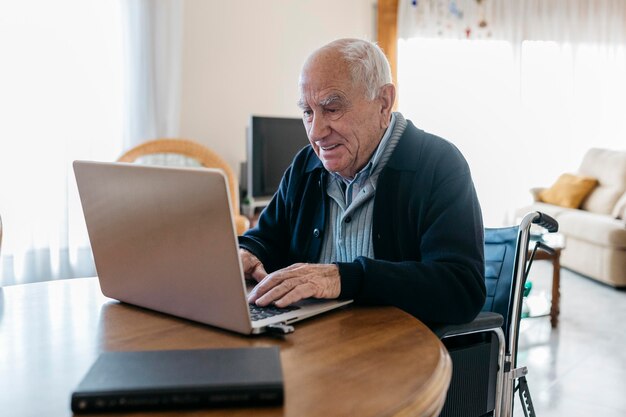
[118, 138, 240, 211]
[117, 139, 249, 235]
[482, 225, 520, 343]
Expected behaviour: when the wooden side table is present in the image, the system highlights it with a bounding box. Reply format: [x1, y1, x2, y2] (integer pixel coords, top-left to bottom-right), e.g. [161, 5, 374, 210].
[527, 233, 566, 328]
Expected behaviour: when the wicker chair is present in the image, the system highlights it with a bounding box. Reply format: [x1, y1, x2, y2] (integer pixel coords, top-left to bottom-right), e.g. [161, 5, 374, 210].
[117, 139, 250, 235]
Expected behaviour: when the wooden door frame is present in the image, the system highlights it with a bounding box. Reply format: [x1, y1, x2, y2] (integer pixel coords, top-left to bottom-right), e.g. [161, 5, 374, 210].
[377, 0, 399, 85]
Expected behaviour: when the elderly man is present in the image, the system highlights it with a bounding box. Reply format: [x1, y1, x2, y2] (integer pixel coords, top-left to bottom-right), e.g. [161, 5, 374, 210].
[239, 38, 485, 325]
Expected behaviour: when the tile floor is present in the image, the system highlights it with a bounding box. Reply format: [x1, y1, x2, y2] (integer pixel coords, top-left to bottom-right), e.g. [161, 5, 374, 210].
[513, 262, 626, 416]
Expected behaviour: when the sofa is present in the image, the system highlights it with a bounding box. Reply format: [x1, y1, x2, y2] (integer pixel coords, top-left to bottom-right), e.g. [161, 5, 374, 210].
[517, 148, 626, 287]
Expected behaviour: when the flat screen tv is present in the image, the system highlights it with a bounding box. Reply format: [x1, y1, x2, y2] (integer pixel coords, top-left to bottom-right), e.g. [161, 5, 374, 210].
[246, 115, 310, 209]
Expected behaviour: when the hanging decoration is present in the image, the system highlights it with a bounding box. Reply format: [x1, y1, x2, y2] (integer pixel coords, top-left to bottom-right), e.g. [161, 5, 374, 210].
[407, 0, 492, 39]
[400, 0, 626, 45]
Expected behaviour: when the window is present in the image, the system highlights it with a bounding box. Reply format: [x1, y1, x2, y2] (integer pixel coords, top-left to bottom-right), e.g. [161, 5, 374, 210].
[398, 38, 626, 225]
[0, 0, 124, 285]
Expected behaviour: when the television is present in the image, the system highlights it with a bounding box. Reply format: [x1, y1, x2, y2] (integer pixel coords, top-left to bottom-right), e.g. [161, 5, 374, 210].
[245, 115, 310, 212]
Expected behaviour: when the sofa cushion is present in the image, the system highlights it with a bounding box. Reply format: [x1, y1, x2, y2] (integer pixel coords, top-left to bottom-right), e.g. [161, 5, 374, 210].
[611, 192, 626, 220]
[538, 173, 598, 209]
[578, 148, 626, 215]
[557, 210, 626, 249]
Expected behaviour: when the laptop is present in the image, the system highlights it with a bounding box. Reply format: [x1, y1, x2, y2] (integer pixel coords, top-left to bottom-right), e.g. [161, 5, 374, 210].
[73, 161, 352, 335]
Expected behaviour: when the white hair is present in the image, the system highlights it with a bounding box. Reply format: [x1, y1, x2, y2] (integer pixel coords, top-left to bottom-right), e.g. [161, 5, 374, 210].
[331, 39, 393, 100]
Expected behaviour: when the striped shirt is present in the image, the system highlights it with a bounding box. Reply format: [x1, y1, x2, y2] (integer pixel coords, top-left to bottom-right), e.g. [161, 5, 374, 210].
[318, 112, 408, 263]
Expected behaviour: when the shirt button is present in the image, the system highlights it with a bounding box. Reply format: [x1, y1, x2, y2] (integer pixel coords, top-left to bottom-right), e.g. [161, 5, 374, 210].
[345, 217, 352, 223]
[313, 228, 320, 238]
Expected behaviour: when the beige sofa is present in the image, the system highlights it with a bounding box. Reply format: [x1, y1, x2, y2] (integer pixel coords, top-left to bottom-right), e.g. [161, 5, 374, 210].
[517, 148, 626, 287]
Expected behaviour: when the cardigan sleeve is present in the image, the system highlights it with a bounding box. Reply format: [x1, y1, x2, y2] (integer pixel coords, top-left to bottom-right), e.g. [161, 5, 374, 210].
[337, 137, 486, 326]
[237, 145, 323, 273]
[238, 167, 292, 273]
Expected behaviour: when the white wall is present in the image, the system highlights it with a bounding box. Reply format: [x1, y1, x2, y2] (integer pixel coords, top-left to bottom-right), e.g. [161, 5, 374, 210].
[179, 0, 376, 177]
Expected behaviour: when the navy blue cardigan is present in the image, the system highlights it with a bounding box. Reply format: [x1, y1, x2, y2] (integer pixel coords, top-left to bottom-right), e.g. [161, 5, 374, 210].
[239, 121, 485, 325]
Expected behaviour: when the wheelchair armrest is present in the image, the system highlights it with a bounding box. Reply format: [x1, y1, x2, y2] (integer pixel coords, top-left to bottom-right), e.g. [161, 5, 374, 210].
[433, 312, 504, 339]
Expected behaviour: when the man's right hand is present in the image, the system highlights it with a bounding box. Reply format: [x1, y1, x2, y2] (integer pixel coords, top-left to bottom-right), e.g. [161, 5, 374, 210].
[238, 249, 268, 282]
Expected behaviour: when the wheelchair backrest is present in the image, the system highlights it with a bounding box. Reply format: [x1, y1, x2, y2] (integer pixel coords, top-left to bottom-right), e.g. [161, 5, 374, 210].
[483, 225, 520, 341]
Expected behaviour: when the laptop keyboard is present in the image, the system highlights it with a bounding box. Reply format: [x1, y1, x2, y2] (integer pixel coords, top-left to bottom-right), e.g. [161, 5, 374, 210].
[249, 304, 300, 322]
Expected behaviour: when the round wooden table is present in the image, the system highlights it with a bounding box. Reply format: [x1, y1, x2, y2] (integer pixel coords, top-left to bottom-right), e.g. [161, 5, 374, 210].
[0, 278, 451, 417]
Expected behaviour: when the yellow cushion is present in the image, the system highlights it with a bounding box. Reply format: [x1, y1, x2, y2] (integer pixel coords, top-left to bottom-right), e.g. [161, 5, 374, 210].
[539, 173, 598, 209]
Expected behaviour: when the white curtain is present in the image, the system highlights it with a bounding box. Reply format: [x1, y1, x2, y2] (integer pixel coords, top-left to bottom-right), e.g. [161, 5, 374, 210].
[397, 0, 626, 226]
[123, 0, 183, 149]
[0, 0, 184, 286]
[0, 0, 124, 286]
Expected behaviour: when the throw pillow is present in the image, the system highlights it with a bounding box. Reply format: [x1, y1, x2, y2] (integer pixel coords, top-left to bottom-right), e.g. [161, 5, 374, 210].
[611, 192, 626, 220]
[539, 173, 599, 209]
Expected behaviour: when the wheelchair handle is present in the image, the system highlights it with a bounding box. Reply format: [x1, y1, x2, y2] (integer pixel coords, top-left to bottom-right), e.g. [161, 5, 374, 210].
[531, 212, 558, 233]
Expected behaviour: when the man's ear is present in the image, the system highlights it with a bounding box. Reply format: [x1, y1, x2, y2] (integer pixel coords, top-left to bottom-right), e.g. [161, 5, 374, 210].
[378, 84, 396, 128]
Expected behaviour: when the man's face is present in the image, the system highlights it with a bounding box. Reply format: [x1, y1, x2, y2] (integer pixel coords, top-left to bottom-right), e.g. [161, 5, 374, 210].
[298, 50, 391, 179]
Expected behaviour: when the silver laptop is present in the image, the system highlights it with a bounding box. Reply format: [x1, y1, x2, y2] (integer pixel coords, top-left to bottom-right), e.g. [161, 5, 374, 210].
[73, 161, 352, 335]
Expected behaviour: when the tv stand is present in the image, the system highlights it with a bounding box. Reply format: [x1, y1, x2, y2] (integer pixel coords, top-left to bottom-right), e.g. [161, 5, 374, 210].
[241, 197, 272, 218]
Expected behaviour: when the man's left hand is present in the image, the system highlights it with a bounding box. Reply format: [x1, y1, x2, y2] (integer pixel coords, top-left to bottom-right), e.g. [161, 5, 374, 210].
[247, 263, 341, 308]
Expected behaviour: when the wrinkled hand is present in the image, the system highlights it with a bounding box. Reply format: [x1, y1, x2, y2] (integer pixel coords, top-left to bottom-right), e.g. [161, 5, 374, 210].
[239, 249, 268, 282]
[247, 263, 341, 308]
